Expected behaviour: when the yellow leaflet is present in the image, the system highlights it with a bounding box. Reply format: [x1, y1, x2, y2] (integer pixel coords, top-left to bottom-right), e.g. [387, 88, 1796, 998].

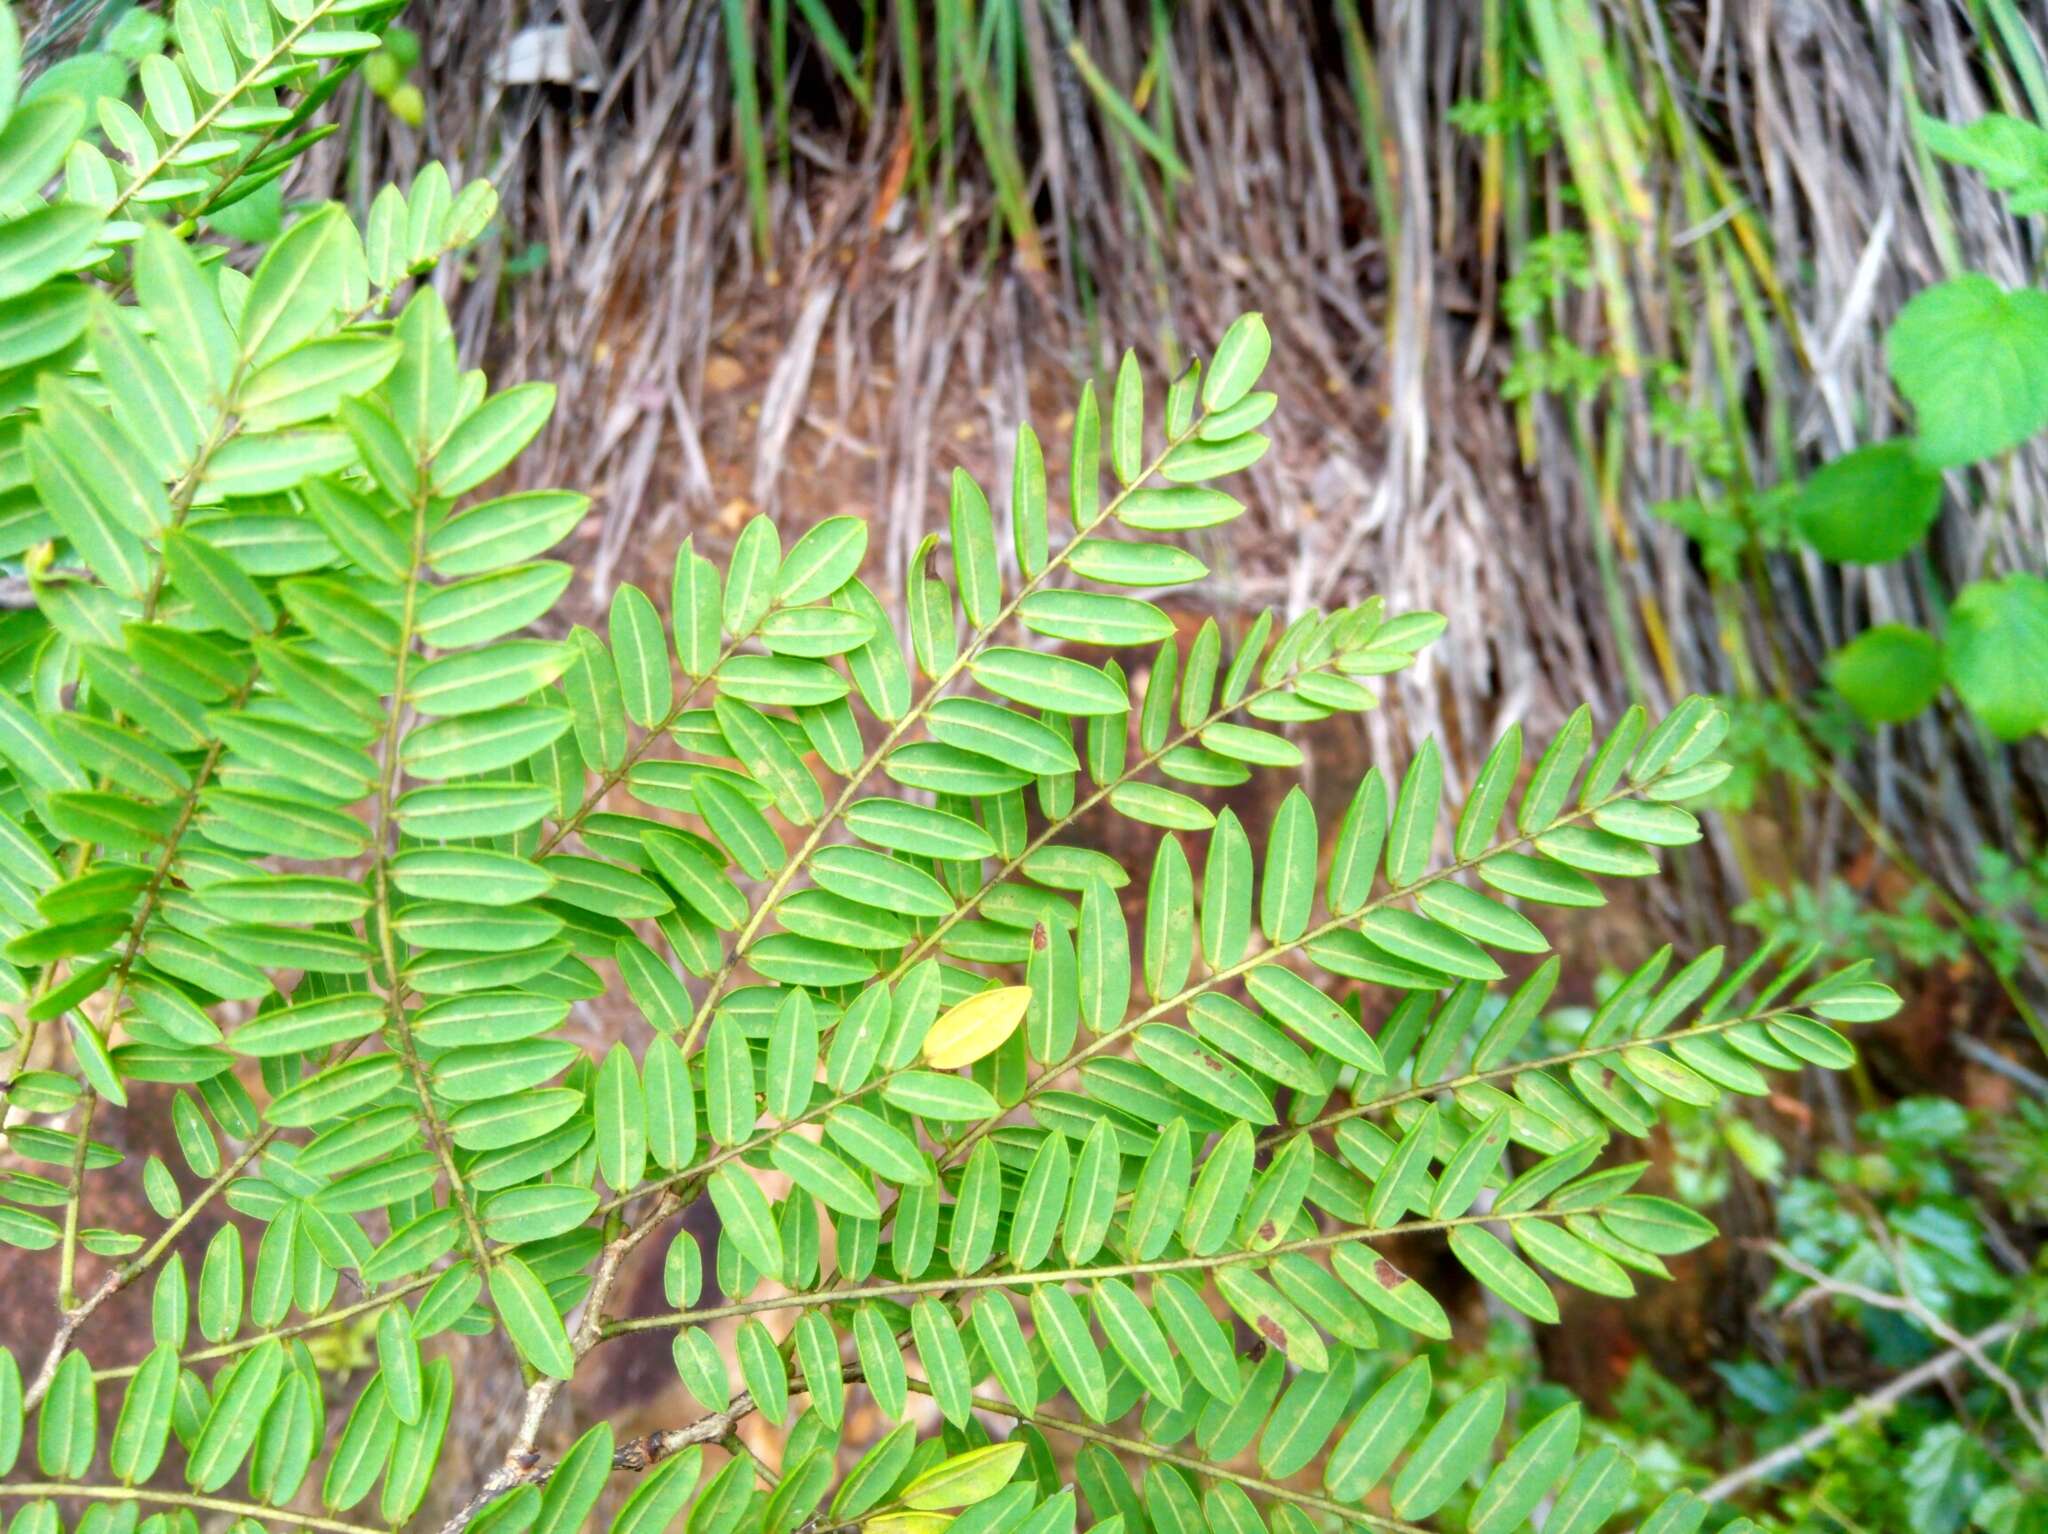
[922, 985, 1032, 1070]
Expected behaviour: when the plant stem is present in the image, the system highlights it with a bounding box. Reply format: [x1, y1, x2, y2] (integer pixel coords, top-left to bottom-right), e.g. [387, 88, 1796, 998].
[672, 405, 1221, 1058]
[370, 462, 491, 1279]
[1695, 1319, 2023, 1506]
[600, 1206, 1549, 1336]
[943, 758, 1706, 1170]
[0, 1486, 383, 1534]
[901, 1381, 1431, 1533]
[1279, 1001, 1808, 1146]
[108, 0, 350, 216]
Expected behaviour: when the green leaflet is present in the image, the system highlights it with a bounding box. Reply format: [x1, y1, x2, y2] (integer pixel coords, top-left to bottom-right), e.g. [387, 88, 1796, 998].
[36, 1349, 95, 1479]
[1389, 1379, 1507, 1519]
[1470, 1404, 1582, 1534]
[1031, 1285, 1109, 1422]
[609, 582, 672, 728]
[1449, 1225, 1561, 1322]
[108, 1344, 178, 1483]
[188, 1339, 287, 1490]
[610, 1447, 702, 1534]
[489, 1256, 576, 1380]
[1093, 1277, 1182, 1410]
[970, 648, 1129, 715]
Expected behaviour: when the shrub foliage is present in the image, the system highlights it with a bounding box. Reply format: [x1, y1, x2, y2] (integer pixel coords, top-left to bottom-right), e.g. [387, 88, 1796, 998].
[0, 6, 1901, 1533]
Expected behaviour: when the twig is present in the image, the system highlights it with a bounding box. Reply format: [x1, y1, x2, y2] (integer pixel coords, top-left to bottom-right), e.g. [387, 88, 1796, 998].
[0, 1485, 383, 1534]
[1770, 1243, 2047, 1451]
[439, 1358, 867, 1534]
[619, 1391, 766, 1470]
[436, 1190, 687, 1534]
[1950, 1033, 2048, 1099]
[1697, 1318, 2024, 1504]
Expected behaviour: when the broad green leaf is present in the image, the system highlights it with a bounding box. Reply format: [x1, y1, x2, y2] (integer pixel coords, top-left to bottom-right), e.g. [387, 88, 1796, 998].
[770, 1135, 877, 1218]
[534, 1425, 613, 1534]
[1017, 589, 1174, 646]
[37, 1348, 96, 1479]
[1449, 1224, 1559, 1322]
[833, 1425, 917, 1520]
[0, 206, 103, 303]
[241, 336, 401, 429]
[913, 1299, 973, 1425]
[1828, 625, 1943, 726]
[1030, 1285, 1108, 1422]
[1245, 965, 1383, 1075]
[239, 206, 349, 365]
[1092, 1278, 1181, 1410]
[706, 1164, 783, 1274]
[970, 648, 1128, 715]
[735, 1319, 788, 1425]
[778, 514, 867, 603]
[163, 527, 278, 637]
[1794, 441, 1943, 563]
[950, 468, 1001, 626]
[428, 492, 589, 576]
[1331, 1243, 1451, 1339]
[881, 1070, 999, 1121]
[1067, 536, 1206, 587]
[1260, 1343, 1354, 1476]
[108, 1343, 178, 1483]
[1109, 346, 1146, 483]
[1386, 737, 1442, 886]
[1260, 787, 1316, 942]
[1012, 422, 1049, 575]
[1203, 313, 1271, 412]
[610, 1447, 702, 1534]
[136, 222, 233, 398]
[1887, 273, 2048, 465]
[723, 515, 781, 635]
[1946, 573, 2048, 739]
[609, 582, 672, 728]
[1544, 1445, 1633, 1534]
[188, 1339, 285, 1491]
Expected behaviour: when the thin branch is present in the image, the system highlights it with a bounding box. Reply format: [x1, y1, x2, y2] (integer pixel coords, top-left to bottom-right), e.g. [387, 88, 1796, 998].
[876, 647, 1362, 985]
[1695, 1320, 2023, 1505]
[369, 464, 492, 1281]
[2, 405, 245, 1093]
[0, 1485, 385, 1534]
[672, 402, 1224, 1060]
[599, 1207, 1550, 1337]
[107, 0, 350, 216]
[904, 1381, 1431, 1533]
[941, 760, 1702, 1171]
[33, 1120, 274, 1407]
[1770, 1243, 2048, 1453]
[437, 1321, 849, 1534]
[1272, 1001, 1808, 1149]
[534, 639, 746, 858]
[447, 1186, 692, 1530]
